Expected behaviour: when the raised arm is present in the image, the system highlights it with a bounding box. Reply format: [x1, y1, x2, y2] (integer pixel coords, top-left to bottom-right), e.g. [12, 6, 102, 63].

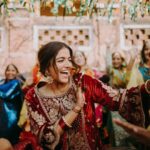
[82, 75, 150, 127]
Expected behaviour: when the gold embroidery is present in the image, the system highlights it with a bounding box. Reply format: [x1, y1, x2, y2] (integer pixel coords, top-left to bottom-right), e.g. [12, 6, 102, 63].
[100, 81, 120, 102]
[27, 103, 46, 126]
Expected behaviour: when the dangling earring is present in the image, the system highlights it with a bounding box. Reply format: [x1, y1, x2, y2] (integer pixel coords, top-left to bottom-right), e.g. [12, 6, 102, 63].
[47, 76, 53, 84]
[43, 75, 53, 84]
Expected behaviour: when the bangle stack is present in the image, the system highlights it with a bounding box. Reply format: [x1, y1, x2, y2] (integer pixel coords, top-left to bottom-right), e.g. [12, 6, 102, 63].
[72, 105, 81, 114]
[145, 80, 150, 94]
[62, 116, 72, 128]
[58, 117, 72, 131]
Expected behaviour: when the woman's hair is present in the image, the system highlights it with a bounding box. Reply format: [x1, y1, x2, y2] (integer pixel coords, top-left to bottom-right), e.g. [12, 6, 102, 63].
[112, 51, 126, 67]
[141, 41, 150, 64]
[72, 50, 88, 73]
[5, 64, 19, 75]
[74, 51, 87, 61]
[38, 41, 73, 76]
[4, 64, 20, 83]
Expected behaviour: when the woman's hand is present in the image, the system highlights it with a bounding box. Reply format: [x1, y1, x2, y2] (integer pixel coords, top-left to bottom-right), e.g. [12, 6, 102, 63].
[45, 123, 61, 150]
[113, 119, 150, 145]
[76, 86, 85, 108]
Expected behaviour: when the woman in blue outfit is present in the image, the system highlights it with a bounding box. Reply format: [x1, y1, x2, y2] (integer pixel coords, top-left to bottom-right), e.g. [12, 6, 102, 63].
[139, 41, 150, 129]
[0, 64, 24, 144]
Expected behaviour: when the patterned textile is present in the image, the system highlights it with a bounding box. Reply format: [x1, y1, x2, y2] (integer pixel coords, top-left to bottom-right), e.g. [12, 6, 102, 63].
[25, 74, 146, 150]
[109, 66, 132, 147]
[139, 66, 150, 82]
[136, 65, 150, 127]
[127, 65, 150, 128]
[13, 131, 43, 150]
[109, 67, 130, 89]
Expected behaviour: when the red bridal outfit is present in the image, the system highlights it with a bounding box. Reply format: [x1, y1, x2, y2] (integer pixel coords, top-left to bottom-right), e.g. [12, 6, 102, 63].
[25, 74, 147, 150]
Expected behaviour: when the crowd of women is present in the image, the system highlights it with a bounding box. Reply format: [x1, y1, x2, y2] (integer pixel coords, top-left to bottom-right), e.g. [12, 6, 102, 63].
[0, 40, 149, 150]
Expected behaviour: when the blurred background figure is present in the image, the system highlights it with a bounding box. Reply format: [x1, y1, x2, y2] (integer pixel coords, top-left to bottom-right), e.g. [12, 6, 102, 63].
[0, 64, 24, 145]
[107, 51, 134, 148]
[32, 63, 41, 85]
[127, 41, 150, 142]
[109, 51, 132, 89]
[113, 119, 150, 150]
[73, 50, 95, 77]
[0, 64, 26, 87]
[128, 41, 150, 88]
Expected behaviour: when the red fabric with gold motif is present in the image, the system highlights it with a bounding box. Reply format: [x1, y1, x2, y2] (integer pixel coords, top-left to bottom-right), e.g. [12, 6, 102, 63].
[25, 74, 147, 150]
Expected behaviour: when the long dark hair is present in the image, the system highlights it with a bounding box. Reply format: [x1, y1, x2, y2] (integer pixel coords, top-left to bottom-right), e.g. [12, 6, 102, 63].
[38, 41, 73, 76]
[4, 64, 19, 83]
[141, 41, 150, 64]
[5, 64, 19, 74]
[4, 64, 26, 85]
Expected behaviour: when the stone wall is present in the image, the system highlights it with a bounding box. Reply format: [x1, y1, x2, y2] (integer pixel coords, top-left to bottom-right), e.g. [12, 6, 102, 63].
[0, 5, 149, 78]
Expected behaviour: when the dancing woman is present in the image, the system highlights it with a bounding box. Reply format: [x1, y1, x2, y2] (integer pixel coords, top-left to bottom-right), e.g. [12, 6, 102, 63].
[25, 41, 150, 150]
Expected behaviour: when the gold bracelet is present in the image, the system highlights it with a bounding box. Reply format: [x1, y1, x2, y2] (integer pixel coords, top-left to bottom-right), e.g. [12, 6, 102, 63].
[72, 105, 81, 114]
[145, 80, 150, 94]
[62, 116, 72, 128]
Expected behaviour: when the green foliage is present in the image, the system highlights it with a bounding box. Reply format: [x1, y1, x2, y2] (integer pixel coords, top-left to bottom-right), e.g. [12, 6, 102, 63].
[0, 0, 149, 20]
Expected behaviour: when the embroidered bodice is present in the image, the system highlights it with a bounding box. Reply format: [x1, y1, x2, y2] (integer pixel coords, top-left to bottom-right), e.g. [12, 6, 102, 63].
[35, 84, 77, 124]
[26, 74, 147, 150]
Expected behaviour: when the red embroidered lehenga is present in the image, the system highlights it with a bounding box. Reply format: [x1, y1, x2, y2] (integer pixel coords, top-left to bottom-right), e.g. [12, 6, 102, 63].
[25, 74, 147, 150]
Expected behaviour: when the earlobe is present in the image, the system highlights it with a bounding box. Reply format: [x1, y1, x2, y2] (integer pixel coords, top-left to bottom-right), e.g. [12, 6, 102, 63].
[45, 70, 49, 76]
[43, 70, 54, 84]
[42, 75, 54, 84]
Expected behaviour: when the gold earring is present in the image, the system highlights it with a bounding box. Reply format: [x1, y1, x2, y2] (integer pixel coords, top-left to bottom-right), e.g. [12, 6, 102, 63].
[47, 76, 53, 84]
[43, 75, 53, 84]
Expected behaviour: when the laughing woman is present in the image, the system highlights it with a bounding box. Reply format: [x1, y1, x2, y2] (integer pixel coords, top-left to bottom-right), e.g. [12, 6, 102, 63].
[25, 41, 150, 150]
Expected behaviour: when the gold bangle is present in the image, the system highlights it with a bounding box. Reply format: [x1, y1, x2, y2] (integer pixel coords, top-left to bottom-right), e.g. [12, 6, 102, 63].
[145, 80, 150, 94]
[72, 105, 81, 114]
[62, 116, 72, 128]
